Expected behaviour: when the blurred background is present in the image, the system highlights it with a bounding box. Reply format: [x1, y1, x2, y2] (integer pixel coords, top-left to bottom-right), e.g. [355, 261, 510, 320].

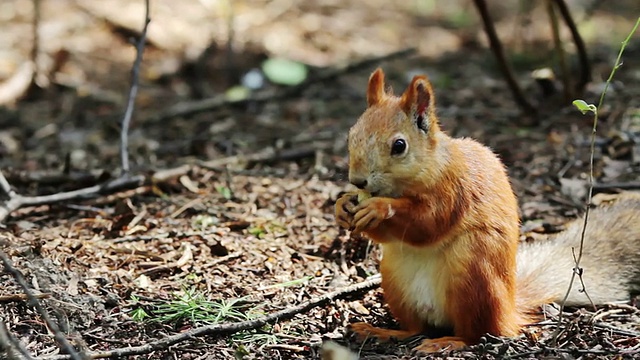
[0, 0, 639, 182]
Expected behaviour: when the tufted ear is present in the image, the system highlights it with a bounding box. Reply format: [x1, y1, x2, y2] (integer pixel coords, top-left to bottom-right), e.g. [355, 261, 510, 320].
[400, 75, 436, 132]
[367, 68, 387, 107]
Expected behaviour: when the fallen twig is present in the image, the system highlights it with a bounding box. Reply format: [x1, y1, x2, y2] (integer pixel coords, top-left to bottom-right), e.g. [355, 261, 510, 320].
[0, 292, 51, 303]
[41, 275, 382, 360]
[4, 170, 108, 188]
[151, 48, 416, 122]
[0, 162, 192, 223]
[0, 173, 145, 223]
[0, 250, 85, 360]
[0, 320, 36, 360]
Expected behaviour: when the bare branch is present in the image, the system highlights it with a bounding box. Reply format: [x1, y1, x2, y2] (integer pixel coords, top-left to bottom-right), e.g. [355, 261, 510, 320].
[41, 276, 382, 360]
[0, 250, 85, 360]
[31, 0, 40, 85]
[120, 0, 151, 174]
[0, 175, 145, 223]
[0, 293, 50, 303]
[546, 0, 572, 102]
[0, 164, 191, 223]
[0, 320, 36, 360]
[0, 171, 17, 198]
[553, 0, 591, 93]
[471, 0, 537, 115]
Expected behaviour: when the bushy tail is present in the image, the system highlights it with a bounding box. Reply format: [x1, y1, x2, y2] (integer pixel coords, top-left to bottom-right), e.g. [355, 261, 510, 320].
[515, 193, 640, 313]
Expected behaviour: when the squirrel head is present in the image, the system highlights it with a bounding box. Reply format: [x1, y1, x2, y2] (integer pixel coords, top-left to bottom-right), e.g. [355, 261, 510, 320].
[347, 68, 444, 197]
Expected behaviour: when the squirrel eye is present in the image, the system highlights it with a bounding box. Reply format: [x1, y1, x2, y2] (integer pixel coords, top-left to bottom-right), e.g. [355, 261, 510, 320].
[391, 138, 407, 155]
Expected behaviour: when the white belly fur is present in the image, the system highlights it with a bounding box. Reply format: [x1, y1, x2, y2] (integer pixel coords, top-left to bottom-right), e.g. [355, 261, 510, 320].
[381, 241, 451, 327]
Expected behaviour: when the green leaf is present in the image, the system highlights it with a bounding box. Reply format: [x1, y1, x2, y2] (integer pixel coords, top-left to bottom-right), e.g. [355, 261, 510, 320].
[572, 99, 597, 114]
[225, 85, 250, 101]
[248, 225, 266, 238]
[215, 185, 232, 200]
[131, 307, 149, 322]
[261, 58, 308, 86]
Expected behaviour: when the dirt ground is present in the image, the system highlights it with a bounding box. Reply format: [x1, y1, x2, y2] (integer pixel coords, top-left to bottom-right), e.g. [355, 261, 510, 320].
[1, 0, 640, 359]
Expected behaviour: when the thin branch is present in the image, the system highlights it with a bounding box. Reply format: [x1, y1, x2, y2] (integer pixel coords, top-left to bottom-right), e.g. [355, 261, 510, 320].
[41, 275, 382, 360]
[151, 48, 417, 122]
[0, 320, 36, 360]
[0, 164, 192, 223]
[120, 0, 151, 174]
[31, 0, 40, 84]
[0, 174, 145, 222]
[546, 0, 572, 102]
[0, 250, 85, 360]
[0, 171, 17, 198]
[471, 0, 537, 115]
[224, 0, 236, 86]
[0, 293, 50, 303]
[553, 0, 591, 93]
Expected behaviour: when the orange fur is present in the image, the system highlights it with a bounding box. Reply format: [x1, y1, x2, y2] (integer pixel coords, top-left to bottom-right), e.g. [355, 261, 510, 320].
[334, 68, 640, 354]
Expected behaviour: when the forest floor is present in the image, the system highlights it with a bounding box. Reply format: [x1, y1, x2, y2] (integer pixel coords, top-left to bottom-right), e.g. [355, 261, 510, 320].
[1, 1, 639, 359]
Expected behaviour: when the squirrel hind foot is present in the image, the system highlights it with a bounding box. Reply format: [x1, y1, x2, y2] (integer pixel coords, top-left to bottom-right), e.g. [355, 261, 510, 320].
[412, 336, 467, 354]
[348, 322, 418, 342]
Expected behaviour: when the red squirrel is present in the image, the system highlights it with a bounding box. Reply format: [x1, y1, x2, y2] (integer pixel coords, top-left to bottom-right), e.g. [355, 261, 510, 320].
[334, 68, 640, 353]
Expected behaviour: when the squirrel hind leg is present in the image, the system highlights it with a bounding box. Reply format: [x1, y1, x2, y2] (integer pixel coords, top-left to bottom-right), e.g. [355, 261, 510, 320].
[348, 322, 419, 342]
[412, 336, 467, 354]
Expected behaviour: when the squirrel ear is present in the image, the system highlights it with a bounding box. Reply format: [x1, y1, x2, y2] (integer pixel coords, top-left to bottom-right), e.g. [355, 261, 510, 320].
[367, 68, 387, 107]
[400, 75, 435, 132]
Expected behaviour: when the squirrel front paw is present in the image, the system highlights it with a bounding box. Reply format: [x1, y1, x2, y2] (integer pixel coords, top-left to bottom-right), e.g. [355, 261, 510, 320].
[352, 197, 393, 234]
[335, 192, 359, 230]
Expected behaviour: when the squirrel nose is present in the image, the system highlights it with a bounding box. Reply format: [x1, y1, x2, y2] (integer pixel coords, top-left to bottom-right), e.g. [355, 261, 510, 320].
[350, 178, 368, 189]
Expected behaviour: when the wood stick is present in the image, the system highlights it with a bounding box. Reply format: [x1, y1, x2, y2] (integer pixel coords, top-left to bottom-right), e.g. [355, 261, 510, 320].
[553, 0, 591, 93]
[120, 0, 150, 173]
[472, 0, 537, 115]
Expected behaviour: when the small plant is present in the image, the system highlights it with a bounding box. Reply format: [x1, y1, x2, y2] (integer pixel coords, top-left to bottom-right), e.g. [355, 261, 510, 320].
[129, 295, 149, 322]
[153, 287, 252, 325]
[247, 221, 287, 239]
[573, 16, 640, 121]
[247, 225, 267, 238]
[232, 330, 279, 347]
[148, 287, 280, 349]
[215, 185, 232, 200]
[555, 16, 640, 342]
[131, 307, 149, 322]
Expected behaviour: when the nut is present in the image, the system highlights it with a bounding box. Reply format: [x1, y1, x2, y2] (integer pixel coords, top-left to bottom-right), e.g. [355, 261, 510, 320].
[357, 191, 372, 203]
